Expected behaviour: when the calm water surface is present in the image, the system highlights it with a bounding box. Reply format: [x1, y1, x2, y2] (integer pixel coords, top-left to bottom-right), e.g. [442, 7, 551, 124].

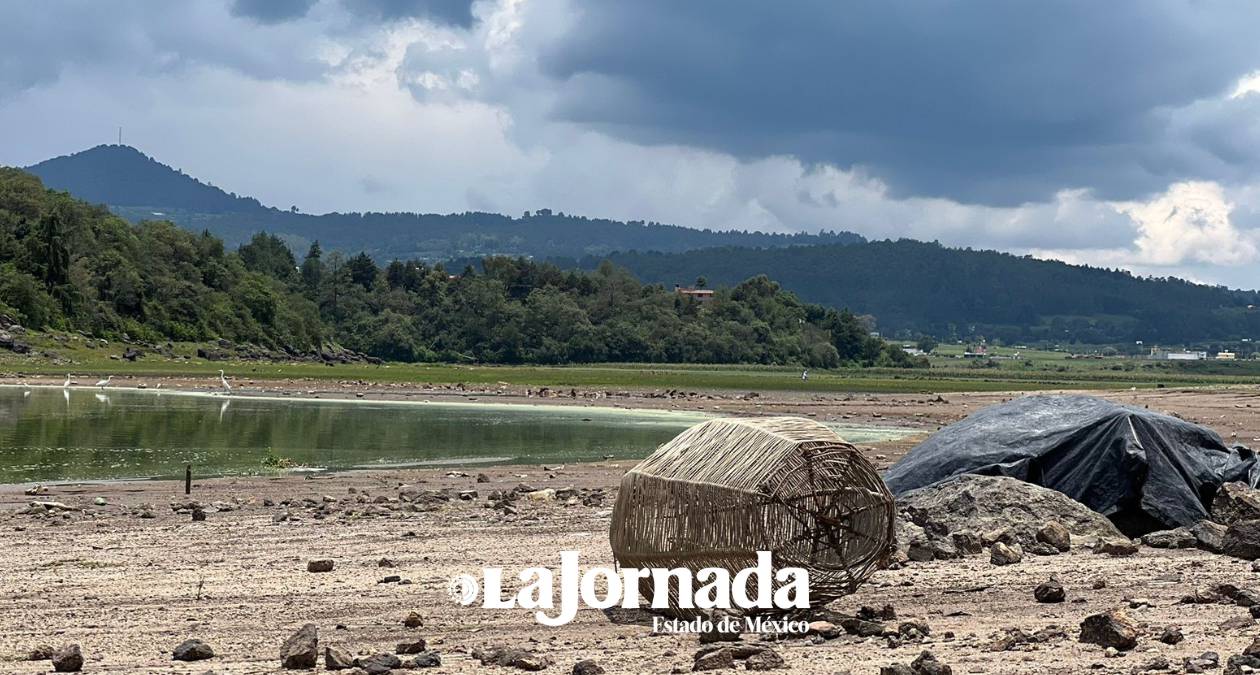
[0, 386, 915, 484]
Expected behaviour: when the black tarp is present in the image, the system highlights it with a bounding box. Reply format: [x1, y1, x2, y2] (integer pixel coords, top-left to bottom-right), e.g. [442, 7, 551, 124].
[883, 395, 1260, 535]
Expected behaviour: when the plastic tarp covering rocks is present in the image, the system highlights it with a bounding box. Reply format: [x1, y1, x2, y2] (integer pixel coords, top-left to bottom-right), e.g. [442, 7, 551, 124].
[884, 395, 1260, 535]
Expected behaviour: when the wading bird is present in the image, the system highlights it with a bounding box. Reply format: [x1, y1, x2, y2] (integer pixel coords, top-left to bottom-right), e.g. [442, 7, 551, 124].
[63, 374, 71, 388]
[218, 370, 231, 394]
[95, 375, 112, 389]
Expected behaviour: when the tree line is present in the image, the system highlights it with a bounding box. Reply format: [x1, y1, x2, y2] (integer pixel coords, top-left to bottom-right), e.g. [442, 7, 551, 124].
[0, 168, 923, 368]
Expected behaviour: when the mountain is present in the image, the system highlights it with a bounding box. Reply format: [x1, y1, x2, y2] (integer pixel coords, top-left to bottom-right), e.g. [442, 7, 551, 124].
[588, 241, 1260, 344]
[24, 145, 864, 260]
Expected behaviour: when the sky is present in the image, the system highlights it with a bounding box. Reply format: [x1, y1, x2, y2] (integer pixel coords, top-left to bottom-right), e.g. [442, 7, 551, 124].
[3, 1, 1260, 287]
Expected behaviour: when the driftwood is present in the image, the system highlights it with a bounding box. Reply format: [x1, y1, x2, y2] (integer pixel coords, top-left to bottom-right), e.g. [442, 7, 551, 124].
[610, 416, 894, 615]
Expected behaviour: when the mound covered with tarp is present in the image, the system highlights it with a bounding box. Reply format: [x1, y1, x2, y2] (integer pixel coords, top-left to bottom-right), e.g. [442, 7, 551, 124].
[884, 395, 1260, 535]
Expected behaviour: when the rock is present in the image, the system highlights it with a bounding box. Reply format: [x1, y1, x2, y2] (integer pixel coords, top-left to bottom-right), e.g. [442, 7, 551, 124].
[379, 558, 396, 568]
[951, 531, 983, 555]
[1214, 482, 1260, 525]
[1185, 652, 1220, 673]
[396, 639, 427, 654]
[403, 611, 424, 628]
[880, 667, 915, 675]
[1158, 626, 1184, 644]
[990, 542, 1023, 565]
[899, 475, 1123, 549]
[477, 473, 491, 483]
[325, 646, 355, 670]
[27, 644, 54, 661]
[1142, 527, 1197, 549]
[475, 646, 553, 671]
[1079, 609, 1138, 651]
[93, 497, 106, 506]
[1034, 579, 1066, 603]
[527, 488, 556, 502]
[698, 609, 742, 643]
[693, 648, 735, 671]
[1192, 519, 1229, 552]
[1137, 656, 1171, 672]
[1095, 539, 1139, 556]
[745, 649, 786, 670]
[51, 644, 83, 672]
[1223, 519, 1260, 560]
[172, 639, 215, 661]
[411, 651, 442, 668]
[573, 659, 606, 675]
[355, 653, 402, 675]
[191, 508, 207, 521]
[840, 618, 886, 637]
[1037, 521, 1072, 552]
[910, 650, 953, 675]
[806, 621, 841, 639]
[1219, 615, 1255, 631]
[280, 623, 318, 669]
[1227, 655, 1260, 675]
[1246, 636, 1260, 656]
[306, 559, 335, 573]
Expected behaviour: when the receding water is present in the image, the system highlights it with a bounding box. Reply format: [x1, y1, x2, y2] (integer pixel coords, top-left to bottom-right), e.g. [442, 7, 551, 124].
[0, 386, 916, 484]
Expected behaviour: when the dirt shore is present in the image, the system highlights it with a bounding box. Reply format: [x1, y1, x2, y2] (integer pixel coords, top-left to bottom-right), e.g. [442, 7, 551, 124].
[4, 384, 1260, 673]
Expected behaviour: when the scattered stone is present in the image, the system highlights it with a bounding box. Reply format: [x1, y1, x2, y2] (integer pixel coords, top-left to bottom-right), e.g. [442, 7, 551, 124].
[1226, 654, 1260, 675]
[403, 611, 424, 628]
[325, 646, 355, 670]
[51, 644, 83, 672]
[474, 646, 553, 671]
[355, 653, 402, 675]
[191, 508, 207, 521]
[880, 666, 914, 675]
[951, 531, 983, 555]
[1136, 656, 1171, 672]
[93, 496, 106, 506]
[477, 473, 491, 483]
[1037, 522, 1072, 552]
[840, 618, 886, 637]
[1142, 527, 1198, 548]
[910, 650, 953, 675]
[1034, 579, 1066, 603]
[280, 623, 318, 669]
[573, 659, 606, 675]
[1095, 540, 1140, 556]
[306, 559, 335, 573]
[745, 649, 786, 671]
[1214, 482, 1260, 525]
[1191, 520, 1228, 553]
[378, 558, 396, 568]
[1157, 626, 1183, 645]
[1185, 652, 1220, 674]
[172, 639, 215, 661]
[1223, 519, 1260, 560]
[990, 542, 1023, 566]
[411, 651, 442, 668]
[1079, 609, 1138, 651]
[1219, 615, 1255, 631]
[27, 644, 54, 661]
[693, 648, 735, 671]
[698, 609, 743, 643]
[396, 639, 427, 654]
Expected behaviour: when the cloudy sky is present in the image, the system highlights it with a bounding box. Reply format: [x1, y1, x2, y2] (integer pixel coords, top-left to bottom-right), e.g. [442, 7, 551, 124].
[3, 1, 1260, 287]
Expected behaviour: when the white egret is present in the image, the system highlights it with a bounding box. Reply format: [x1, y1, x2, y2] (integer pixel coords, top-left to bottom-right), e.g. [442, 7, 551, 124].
[95, 375, 112, 389]
[218, 369, 231, 394]
[63, 374, 71, 388]
[22, 382, 31, 397]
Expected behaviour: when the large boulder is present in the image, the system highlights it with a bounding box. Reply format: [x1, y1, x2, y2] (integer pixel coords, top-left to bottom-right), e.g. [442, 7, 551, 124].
[1214, 483, 1260, 525]
[897, 475, 1123, 551]
[1223, 520, 1260, 560]
[280, 624, 318, 669]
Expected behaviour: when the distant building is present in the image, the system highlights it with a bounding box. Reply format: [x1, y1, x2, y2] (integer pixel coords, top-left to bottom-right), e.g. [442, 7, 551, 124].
[963, 343, 989, 358]
[674, 285, 715, 303]
[901, 346, 926, 357]
[1216, 351, 1237, 360]
[1167, 351, 1207, 361]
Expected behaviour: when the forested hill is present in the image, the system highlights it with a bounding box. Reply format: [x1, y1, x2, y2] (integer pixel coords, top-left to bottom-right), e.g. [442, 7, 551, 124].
[588, 241, 1260, 344]
[0, 167, 917, 368]
[24, 145, 864, 260]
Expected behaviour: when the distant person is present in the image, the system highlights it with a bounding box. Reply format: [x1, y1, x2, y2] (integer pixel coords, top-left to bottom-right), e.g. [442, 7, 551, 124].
[801, 369, 809, 382]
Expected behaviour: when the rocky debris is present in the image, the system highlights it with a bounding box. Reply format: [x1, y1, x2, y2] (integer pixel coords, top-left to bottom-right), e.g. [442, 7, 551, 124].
[172, 638, 215, 661]
[986, 626, 1069, 652]
[693, 648, 735, 671]
[410, 651, 441, 668]
[573, 659, 606, 675]
[806, 621, 841, 639]
[1095, 539, 1140, 556]
[1135, 656, 1171, 672]
[990, 542, 1023, 566]
[1184, 652, 1220, 673]
[1142, 527, 1197, 549]
[1192, 520, 1228, 553]
[693, 645, 783, 671]
[1223, 519, 1260, 560]
[897, 475, 1121, 558]
[280, 623, 319, 669]
[51, 644, 83, 672]
[1226, 655, 1260, 675]
[745, 649, 786, 670]
[27, 644, 54, 661]
[1034, 579, 1066, 603]
[477, 473, 491, 483]
[1214, 482, 1260, 525]
[474, 646, 553, 671]
[325, 646, 355, 670]
[191, 507, 207, 521]
[910, 651, 952, 675]
[1158, 626, 1184, 645]
[1036, 521, 1072, 552]
[355, 653, 402, 674]
[306, 559, 335, 573]
[1079, 609, 1138, 651]
[841, 618, 887, 637]
[698, 609, 743, 644]
[859, 604, 898, 621]
[396, 639, 427, 654]
[403, 611, 424, 628]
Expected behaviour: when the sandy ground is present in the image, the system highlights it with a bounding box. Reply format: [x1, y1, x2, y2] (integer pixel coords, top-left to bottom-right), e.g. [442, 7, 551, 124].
[5, 382, 1260, 673]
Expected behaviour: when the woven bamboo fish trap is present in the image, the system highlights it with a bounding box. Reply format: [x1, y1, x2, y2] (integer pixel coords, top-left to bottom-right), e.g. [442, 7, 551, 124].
[610, 416, 894, 614]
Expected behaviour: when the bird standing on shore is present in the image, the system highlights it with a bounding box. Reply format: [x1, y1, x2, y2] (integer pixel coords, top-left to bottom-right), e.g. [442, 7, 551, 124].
[218, 370, 231, 394]
[63, 374, 71, 388]
[95, 375, 112, 389]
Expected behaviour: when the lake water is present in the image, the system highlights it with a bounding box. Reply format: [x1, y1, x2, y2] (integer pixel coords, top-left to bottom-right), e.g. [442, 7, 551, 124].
[0, 386, 916, 484]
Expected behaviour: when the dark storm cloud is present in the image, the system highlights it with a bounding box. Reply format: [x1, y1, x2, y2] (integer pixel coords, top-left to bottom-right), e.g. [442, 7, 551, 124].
[538, 0, 1260, 205]
[230, 0, 317, 24]
[340, 0, 476, 27]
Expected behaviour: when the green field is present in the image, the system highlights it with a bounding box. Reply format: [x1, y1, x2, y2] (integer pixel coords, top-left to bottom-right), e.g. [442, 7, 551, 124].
[5, 330, 1260, 394]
